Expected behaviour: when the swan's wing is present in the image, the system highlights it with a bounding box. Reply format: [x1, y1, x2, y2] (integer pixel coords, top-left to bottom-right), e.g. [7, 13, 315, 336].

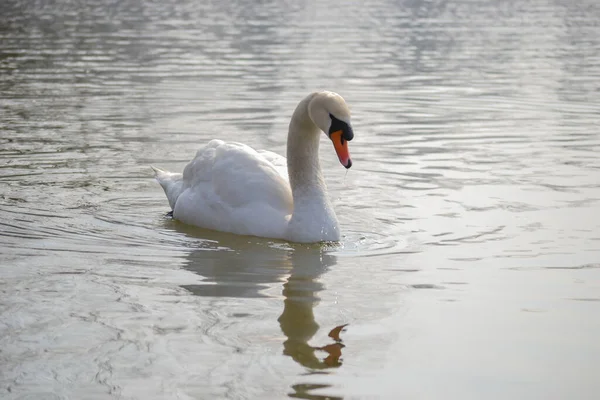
[207, 141, 292, 211]
[171, 140, 293, 236]
[258, 149, 288, 181]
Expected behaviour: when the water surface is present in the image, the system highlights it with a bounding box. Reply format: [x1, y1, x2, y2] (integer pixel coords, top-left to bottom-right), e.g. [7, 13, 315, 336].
[1, 0, 600, 399]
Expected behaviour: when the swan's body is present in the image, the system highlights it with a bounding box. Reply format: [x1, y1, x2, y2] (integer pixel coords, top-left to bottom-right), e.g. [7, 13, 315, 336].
[153, 91, 354, 243]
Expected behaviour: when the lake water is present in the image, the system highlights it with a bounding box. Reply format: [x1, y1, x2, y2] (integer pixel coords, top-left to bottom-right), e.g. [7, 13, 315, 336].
[1, 0, 600, 399]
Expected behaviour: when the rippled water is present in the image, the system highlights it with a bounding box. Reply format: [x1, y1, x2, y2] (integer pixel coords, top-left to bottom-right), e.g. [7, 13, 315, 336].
[1, 0, 600, 398]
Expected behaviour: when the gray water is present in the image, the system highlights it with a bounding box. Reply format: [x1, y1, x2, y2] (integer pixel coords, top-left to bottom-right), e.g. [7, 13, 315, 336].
[1, 0, 600, 399]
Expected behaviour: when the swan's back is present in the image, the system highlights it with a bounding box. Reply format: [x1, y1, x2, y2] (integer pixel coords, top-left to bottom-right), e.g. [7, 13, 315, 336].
[156, 139, 293, 238]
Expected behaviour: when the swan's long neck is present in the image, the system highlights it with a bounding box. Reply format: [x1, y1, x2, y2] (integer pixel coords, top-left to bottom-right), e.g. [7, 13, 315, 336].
[287, 96, 326, 199]
[285, 95, 340, 242]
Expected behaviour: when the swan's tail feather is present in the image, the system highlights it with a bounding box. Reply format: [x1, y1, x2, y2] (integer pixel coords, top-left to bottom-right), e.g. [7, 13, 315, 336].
[151, 166, 185, 211]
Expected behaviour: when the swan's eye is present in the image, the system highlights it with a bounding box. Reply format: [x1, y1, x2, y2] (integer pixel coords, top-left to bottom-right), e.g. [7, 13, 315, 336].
[328, 114, 354, 141]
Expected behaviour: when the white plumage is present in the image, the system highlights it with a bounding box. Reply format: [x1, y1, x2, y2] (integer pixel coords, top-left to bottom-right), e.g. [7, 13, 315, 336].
[153, 91, 354, 243]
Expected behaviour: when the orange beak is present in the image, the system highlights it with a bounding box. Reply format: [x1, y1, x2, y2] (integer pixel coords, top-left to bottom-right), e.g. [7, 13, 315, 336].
[330, 130, 352, 169]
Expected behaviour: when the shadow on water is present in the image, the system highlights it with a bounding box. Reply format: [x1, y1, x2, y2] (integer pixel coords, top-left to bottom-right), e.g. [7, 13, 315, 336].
[166, 221, 347, 396]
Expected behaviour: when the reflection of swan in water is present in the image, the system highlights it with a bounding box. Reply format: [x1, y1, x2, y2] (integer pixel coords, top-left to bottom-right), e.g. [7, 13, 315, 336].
[173, 223, 347, 369]
[279, 247, 347, 369]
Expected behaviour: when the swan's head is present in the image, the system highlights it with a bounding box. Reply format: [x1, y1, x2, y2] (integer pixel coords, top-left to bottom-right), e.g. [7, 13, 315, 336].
[308, 91, 354, 169]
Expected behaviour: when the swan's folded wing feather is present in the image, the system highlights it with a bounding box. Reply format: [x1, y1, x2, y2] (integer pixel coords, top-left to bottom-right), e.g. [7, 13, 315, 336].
[182, 139, 222, 186]
[258, 149, 288, 181]
[177, 140, 292, 215]
[211, 142, 292, 212]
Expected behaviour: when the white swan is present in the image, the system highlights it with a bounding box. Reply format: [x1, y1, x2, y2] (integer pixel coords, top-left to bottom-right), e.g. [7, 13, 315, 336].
[152, 91, 354, 243]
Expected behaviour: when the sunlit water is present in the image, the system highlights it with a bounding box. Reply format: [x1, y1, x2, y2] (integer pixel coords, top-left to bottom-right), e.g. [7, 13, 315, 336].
[1, 0, 600, 399]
